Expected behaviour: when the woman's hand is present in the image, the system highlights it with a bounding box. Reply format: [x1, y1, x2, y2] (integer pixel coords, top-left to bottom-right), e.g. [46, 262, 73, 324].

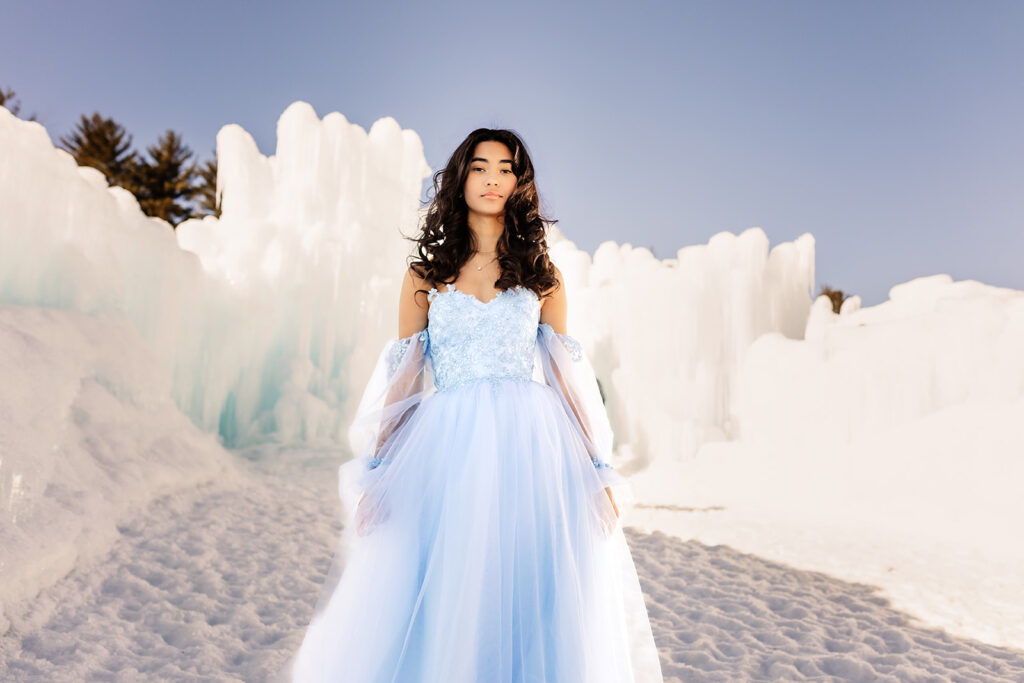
[604, 486, 620, 519]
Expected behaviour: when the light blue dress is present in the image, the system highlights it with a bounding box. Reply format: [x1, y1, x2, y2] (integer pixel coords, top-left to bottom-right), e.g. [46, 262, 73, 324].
[286, 282, 664, 682]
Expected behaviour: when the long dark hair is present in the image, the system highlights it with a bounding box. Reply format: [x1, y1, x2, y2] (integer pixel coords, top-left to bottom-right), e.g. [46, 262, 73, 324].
[406, 128, 560, 304]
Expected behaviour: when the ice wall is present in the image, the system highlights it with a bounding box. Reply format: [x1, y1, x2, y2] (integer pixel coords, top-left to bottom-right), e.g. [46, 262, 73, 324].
[173, 103, 432, 444]
[739, 274, 1024, 449]
[0, 102, 433, 449]
[546, 229, 815, 478]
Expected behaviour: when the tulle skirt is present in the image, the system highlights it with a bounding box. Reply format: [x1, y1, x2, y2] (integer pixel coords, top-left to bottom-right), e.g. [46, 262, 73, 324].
[285, 377, 663, 683]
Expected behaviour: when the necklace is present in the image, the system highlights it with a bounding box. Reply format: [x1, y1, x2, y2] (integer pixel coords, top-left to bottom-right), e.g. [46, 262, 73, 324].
[473, 251, 498, 271]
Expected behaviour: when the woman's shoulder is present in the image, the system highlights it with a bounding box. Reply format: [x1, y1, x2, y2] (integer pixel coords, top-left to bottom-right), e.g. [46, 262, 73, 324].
[405, 263, 436, 290]
[539, 264, 564, 300]
[398, 264, 432, 336]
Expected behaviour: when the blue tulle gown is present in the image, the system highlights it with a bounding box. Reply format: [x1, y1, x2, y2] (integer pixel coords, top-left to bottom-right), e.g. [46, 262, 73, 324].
[284, 282, 664, 683]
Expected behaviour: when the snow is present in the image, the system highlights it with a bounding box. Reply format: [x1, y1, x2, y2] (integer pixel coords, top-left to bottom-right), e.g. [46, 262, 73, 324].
[3, 453, 1021, 681]
[625, 273, 1024, 649]
[1, 100, 1022, 679]
[0, 305, 235, 635]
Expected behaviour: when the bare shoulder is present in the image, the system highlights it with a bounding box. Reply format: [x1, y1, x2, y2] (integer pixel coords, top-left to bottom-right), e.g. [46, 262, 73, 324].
[404, 264, 431, 297]
[540, 265, 566, 305]
[540, 264, 563, 297]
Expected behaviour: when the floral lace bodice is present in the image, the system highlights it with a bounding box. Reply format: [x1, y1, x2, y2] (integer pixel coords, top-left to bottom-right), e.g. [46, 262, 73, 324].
[425, 283, 541, 393]
[369, 281, 616, 477]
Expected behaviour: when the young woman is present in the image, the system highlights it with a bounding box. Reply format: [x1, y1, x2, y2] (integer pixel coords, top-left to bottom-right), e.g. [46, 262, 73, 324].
[285, 129, 664, 682]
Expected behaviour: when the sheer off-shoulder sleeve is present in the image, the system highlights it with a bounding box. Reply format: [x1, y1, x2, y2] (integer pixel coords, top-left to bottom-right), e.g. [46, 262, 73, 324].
[536, 322, 628, 493]
[339, 329, 431, 532]
[348, 329, 429, 470]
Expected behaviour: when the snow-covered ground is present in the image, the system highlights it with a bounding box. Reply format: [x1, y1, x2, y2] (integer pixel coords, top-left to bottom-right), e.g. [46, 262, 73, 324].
[2, 449, 1022, 682]
[2, 102, 1022, 680]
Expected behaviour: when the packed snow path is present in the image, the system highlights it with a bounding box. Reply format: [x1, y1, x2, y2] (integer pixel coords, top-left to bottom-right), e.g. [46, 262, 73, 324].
[1, 453, 1021, 682]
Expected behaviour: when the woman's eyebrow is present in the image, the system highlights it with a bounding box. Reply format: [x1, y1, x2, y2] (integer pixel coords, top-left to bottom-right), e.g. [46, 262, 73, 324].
[470, 157, 513, 164]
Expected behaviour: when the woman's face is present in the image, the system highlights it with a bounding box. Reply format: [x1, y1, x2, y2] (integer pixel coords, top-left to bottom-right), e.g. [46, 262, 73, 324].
[463, 140, 517, 218]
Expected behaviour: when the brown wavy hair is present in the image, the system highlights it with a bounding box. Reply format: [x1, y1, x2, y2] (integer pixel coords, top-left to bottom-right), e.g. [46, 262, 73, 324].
[405, 128, 560, 304]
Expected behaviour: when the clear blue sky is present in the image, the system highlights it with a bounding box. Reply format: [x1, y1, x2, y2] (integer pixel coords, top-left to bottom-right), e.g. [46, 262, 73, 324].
[3, 0, 1022, 305]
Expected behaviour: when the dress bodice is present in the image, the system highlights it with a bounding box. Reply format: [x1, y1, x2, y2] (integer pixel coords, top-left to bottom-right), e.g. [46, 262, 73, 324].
[425, 283, 541, 392]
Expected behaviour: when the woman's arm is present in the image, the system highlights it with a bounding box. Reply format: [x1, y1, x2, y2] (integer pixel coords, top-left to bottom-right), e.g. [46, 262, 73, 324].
[366, 266, 431, 456]
[538, 265, 569, 335]
[348, 268, 433, 532]
[398, 265, 430, 338]
[539, 267, 602, 448]
[538, 266, 621, 520]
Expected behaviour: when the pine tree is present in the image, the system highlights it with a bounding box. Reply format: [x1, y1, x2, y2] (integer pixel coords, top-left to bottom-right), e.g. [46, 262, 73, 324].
[0, 87, 38, 121]
[193, 154, 221, 218]
[818, 285, 850, 314]
[58, 112, 210, 226]
[59, 112, 138, 189]
[131, 129, 199, 225]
